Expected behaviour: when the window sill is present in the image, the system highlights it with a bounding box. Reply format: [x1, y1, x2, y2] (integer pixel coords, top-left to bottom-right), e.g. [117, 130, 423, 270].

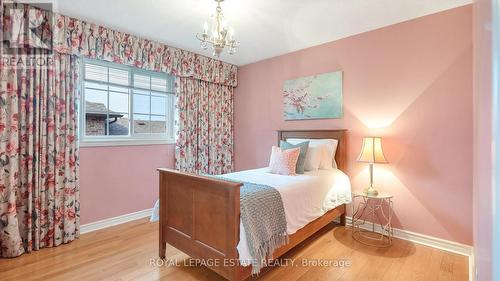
[79, 138, 175, 147]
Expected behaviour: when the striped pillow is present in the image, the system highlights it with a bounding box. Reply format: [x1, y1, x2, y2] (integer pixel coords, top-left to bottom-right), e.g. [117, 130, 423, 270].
[269, 146, 301, 176]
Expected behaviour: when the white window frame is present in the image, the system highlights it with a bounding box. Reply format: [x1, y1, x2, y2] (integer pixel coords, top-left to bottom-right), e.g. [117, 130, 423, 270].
[79, 58, 176, 147]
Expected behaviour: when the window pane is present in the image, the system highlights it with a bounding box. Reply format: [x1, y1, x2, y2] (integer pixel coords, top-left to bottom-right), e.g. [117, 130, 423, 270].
[109, 85, 129, 94]
[151, 96, 166, 115]
[134, 114, 150, 134]
[134, 74, 150, 89]
[109, 113, 129, 136]
[85, 63, 107, 82]
[133, 88, 150, 95]
[83, 60, 175, 140]
[109, 92, 129, 113]
[85, 81, 107, 90]
[151, 115, 166, 134]
[85, 89, 108, 113]
[133, 94, 150, 114]
[151, 91, 167, 97]
[168, 94, 175, 137]
[109, 67, 129, 86]
[151, 77, 167, 92]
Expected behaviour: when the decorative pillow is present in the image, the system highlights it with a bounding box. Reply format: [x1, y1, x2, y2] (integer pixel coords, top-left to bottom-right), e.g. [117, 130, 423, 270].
[280, 140, 309, 174]
[287, 138, 339, 169]
[269, 146, 301, 176]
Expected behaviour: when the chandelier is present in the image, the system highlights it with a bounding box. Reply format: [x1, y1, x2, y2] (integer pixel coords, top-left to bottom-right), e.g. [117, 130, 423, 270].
[196, 0, 238, 57]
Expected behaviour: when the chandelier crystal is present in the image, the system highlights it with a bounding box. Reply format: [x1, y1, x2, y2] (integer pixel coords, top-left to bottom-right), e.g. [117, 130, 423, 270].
[196, 0, 238, 57]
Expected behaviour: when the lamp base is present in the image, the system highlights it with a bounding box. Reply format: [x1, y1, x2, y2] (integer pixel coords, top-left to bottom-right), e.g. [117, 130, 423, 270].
[363, 186, 379, 197]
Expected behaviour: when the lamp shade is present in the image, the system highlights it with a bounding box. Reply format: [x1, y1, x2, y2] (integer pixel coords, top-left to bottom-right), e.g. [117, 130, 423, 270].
[357, 137, 388, 163]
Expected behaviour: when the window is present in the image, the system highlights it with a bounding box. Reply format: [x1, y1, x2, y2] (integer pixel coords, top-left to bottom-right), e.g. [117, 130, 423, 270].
[81, 59, 175, 146]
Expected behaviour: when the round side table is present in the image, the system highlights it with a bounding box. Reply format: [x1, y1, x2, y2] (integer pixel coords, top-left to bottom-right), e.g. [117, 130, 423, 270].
[351, 191, 393, 247]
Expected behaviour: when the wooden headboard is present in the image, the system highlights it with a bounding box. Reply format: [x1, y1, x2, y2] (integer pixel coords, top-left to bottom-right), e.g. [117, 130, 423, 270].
[277, 130, 347, 171]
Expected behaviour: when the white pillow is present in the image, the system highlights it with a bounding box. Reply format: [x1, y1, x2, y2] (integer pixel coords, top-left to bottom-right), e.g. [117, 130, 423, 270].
[302, 145, 323, 171]
[287, 138, 339, 169]
[318, 139, 338, 169]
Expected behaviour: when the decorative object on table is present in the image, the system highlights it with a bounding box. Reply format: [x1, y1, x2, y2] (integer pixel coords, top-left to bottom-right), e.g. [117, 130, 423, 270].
[283, 71, 343, 120]
[357, 136, 388, 196]
[351, 192, 393, 247]
[196, 0, 239, 57]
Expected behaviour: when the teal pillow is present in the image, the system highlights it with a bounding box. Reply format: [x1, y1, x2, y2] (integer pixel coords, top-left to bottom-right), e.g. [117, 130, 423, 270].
[280, 140, 309, 174]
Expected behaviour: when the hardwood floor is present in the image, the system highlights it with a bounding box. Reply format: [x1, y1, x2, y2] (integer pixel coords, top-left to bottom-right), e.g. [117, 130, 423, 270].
[0, 218, 468, 281]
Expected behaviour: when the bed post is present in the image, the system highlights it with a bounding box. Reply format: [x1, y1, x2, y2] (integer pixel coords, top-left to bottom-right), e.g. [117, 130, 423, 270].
[340, 212, 346, 226]
[159, 172, 167, 259]
[339, 203, 346, 226]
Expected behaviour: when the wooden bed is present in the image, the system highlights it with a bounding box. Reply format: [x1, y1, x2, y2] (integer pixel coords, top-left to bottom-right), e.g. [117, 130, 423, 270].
[158, 129, 348, 281]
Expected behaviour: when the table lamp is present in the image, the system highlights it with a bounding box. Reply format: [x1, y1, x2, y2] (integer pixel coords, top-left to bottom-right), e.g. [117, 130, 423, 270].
[357, 137, 388, 196]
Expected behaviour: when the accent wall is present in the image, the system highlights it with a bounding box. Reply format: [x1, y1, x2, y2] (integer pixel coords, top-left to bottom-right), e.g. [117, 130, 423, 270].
[234, 5, 473, 244]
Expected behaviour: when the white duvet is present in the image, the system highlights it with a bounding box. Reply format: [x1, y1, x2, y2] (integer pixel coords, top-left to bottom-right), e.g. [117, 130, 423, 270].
[222, 168, 351, 265]
[150, 167, 352, 265]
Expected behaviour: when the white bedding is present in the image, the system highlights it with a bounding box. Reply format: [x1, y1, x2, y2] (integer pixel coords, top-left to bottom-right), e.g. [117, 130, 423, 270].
[222, 168, 351, 265]
[150, 167, 352, 265]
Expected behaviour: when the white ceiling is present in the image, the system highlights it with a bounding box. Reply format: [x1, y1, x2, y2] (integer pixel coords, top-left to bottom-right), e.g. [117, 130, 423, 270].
[53, 0, 472, 66]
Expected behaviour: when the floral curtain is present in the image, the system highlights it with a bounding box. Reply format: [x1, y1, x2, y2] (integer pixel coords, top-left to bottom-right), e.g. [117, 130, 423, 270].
[0, 49, 80, 258]
[0, 3, 235, 259]
[175, 77, 234, 175]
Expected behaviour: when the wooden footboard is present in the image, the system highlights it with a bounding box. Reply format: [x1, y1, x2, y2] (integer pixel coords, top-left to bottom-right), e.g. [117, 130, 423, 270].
[158, 168, 242, 280]
[158, 168, 346, 281]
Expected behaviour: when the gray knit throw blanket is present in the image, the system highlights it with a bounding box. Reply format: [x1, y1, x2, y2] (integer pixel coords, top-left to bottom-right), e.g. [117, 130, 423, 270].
[215, 176, 289, 275]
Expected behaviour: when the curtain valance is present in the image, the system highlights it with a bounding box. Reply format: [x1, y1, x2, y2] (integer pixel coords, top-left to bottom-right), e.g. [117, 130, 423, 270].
[53, 14, 237, 87]
[2, 4, 238, 87]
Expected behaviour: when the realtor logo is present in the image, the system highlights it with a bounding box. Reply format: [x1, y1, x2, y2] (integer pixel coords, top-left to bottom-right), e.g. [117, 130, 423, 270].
[1, 1, 54, 52]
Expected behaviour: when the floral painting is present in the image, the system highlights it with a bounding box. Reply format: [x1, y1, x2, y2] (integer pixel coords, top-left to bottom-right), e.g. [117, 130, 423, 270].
[283, 71, 343, 120]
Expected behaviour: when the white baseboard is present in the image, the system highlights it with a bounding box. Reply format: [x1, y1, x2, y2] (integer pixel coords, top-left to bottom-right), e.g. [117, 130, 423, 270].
[80, 208, 152, 235]
[345, 216, 472, 256]
[344, 217, 474, 280]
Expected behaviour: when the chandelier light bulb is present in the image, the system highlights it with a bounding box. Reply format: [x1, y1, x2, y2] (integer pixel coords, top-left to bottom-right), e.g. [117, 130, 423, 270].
[203, 22, 208, 35]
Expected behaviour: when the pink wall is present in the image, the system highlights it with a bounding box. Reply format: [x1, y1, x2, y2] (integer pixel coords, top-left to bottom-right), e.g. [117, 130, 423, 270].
[234, 6, 473, 245]
[79, 144, 174, 224]
[473, 0, 493, 279]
